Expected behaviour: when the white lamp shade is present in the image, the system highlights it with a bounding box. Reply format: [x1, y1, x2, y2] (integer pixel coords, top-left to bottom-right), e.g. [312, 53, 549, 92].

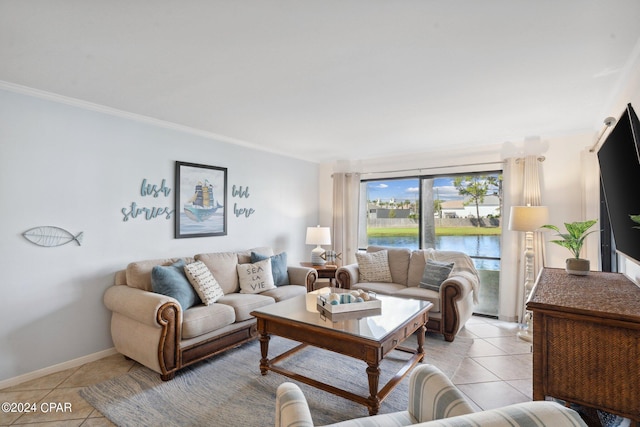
[305, 226, 331, 246]
[508, 206, 549, 232]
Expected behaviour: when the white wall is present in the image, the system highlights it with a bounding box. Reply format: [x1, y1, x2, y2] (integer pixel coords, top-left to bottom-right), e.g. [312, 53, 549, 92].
[0, 89, 319, 382]
[541, 133, 600, 269]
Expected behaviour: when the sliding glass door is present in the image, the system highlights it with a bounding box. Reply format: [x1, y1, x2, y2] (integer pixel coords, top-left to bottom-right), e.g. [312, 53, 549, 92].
[361, 172, 502, 317]
[364, 177, 420, 249]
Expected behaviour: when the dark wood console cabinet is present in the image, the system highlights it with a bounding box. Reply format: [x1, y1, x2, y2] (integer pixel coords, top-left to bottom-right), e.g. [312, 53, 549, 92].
[527, 268, 640, 422]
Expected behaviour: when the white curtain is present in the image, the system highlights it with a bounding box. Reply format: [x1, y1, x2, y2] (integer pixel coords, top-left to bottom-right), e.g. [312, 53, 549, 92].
[500, 155, 546, 322]
[332, 172, 361, 265]
[522, 155, 546, 274]
[500, 158, 523, 322]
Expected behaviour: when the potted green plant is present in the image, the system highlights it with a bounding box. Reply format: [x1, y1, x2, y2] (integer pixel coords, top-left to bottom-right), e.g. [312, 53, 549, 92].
[541, 219, 598, 275]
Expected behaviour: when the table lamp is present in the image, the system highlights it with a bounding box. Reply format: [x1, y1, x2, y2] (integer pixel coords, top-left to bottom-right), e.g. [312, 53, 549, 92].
[305, 226, 331, 265]
[509, 205, 549, 341]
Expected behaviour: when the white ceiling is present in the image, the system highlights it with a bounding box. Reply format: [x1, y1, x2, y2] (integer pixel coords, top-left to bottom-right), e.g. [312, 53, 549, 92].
[2, 1, 640, 163]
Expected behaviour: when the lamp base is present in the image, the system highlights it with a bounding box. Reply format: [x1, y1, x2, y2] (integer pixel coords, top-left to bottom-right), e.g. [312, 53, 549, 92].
[310, 246, 326, 266]
[518, 309, 534, 343]
[517, 330, 533, 342]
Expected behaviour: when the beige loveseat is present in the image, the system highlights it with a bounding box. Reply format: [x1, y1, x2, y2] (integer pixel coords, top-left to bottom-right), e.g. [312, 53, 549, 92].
[336, 246, 479, 342]
[104, 247, 316, 380]
[275, 364, 587, 427]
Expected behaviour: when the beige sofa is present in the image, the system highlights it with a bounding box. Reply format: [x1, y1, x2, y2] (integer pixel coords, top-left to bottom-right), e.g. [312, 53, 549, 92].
[336, 246, 479, 342]
[275, 364, 587, 427]
[104, 247, 316, 380]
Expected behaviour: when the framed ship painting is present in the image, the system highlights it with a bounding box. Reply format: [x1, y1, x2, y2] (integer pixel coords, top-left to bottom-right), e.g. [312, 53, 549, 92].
[175, 161, 227, 238]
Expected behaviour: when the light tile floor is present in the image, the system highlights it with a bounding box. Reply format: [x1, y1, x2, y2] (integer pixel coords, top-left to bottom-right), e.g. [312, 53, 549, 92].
[452, 316, 533, 411]
[0, 315, 532, 426]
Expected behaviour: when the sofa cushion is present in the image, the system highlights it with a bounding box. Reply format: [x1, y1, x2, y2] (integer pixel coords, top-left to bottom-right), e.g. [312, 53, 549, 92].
[408, 251, 428, 287]
[367, 246, 411, 285]
[217, 293, 276, 321]
[182, 303, 236, 339]
[126, 257, 194, 291]
[352, 282, 406, 296]
[261, 284, 306, 302]
[419, 260, 454, 292]
[251, 251, 290, 286]
[238, 258, 276, 294]
[356, 250, 393, 283]
[237, 247, 274, 264]
[194, 252, 240, 294]
[151, 260, 201, 309]
[184, 261, 225, 305]
[394, 287, 441, 313]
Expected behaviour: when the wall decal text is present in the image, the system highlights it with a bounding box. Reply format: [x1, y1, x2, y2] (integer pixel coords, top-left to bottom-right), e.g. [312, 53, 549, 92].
[122, 178, 174, 221]
[232, 184, 255, 218]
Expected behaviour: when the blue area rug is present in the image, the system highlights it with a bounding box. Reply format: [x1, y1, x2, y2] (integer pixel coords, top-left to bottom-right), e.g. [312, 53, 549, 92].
[80, 333, 472, 427]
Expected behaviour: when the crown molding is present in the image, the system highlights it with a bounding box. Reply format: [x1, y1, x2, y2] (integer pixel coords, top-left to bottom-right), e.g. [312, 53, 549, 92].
[0, 80, 250, 144]
[0, 80, 315, 162]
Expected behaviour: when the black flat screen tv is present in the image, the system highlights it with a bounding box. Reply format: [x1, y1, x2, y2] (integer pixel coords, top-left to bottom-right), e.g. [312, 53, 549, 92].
[597, 103, 640, 264]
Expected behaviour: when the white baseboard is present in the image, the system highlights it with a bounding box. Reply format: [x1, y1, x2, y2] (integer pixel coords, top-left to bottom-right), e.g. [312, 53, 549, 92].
[0, 347, 118, 390]
[498, 314, 518, 323]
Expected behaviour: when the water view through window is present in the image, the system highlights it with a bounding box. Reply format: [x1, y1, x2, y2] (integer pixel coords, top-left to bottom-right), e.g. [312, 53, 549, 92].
[367, 235, 500, 270]
[362, 173, 502, 316]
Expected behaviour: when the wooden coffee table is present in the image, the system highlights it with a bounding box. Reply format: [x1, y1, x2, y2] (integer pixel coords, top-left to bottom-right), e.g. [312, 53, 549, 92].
[250, 291, 432, 415]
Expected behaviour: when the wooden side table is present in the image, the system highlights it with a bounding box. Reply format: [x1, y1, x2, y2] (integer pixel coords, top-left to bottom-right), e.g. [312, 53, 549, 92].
[300, 262, 339, 287]
[527, 268, 640, 423]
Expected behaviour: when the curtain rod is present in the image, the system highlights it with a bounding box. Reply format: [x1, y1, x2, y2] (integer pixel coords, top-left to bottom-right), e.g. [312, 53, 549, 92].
[515, 156, 545, 163]
[332, 156, 544, 178]
[358, 160, 505, 177]
[588, 116, 617, 153]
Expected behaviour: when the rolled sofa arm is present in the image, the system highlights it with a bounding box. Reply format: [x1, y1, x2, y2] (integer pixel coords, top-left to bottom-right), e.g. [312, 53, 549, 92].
[440, 272, 474, 303]
[335, 264, 360, 289]
[287, 266, 318, 292]
[275, 382, 314, 427]
[439, 271, 478, 342]
[104, 285, 179, 326]
[408, 364, 474, 422]
[104, 285, 182, 379]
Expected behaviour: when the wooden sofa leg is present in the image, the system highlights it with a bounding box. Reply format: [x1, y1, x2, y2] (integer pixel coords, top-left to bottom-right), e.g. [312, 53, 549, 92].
[161, 372, 175, 381]
[443, 333, 455, 342]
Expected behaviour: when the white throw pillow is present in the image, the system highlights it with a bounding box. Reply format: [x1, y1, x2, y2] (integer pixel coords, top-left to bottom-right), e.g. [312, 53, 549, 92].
[184, 261, 224, 305]
[237, 258, 276, 294]
[356, 250, 393, 283]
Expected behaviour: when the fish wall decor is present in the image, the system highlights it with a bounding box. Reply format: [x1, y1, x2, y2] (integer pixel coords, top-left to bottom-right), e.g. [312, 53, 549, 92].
[23, 226, 84, 247]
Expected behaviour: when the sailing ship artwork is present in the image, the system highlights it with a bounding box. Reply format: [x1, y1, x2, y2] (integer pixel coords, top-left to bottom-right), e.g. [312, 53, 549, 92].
[175, 162, 227, 238]
[183, 180, 223, 222]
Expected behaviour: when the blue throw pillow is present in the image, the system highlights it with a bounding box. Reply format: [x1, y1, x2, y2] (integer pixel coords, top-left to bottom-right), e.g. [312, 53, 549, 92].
[251, 251, 290, 286]
[151, 259, 201, 309]
[419, 260, 454, 292]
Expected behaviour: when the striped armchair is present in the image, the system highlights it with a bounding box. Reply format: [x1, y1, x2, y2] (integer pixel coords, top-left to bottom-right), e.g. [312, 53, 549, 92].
[275, 365, 587, 427]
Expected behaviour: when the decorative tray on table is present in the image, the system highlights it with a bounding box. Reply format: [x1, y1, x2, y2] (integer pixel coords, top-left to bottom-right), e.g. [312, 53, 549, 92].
[316, 290, 381, 320]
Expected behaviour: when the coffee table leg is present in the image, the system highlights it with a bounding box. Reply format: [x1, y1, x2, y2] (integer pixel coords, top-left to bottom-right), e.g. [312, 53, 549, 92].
[366, 363, 381, 415]
[258, 332, 270, 376]
[417, 324, 426, 359]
